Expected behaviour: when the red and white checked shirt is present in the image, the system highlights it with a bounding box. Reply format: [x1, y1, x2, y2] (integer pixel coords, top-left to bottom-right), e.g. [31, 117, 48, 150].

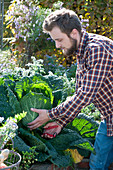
[47, 30, 113, 136]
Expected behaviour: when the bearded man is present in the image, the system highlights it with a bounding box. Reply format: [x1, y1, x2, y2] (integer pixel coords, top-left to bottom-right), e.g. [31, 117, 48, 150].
[28, 8, 113, 170]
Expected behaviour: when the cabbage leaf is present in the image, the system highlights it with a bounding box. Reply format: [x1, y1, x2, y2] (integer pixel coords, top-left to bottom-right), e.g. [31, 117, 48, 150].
[20, 92, 52, 126]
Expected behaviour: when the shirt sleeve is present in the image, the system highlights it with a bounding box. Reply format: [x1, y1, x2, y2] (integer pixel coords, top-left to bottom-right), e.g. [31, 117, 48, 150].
[47, 45, 111, 128]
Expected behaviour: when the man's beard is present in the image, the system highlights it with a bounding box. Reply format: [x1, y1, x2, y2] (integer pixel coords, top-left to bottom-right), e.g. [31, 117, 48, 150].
[63, 38, 77, 56]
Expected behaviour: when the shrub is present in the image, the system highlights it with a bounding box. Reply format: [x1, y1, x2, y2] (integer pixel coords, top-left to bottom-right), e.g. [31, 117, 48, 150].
[39, 0, 113, 39]
[5, 1, 64, 63]
[74, 0, 113, 39]
[6, 0, 55, 53]
[5, 0, 112, 68]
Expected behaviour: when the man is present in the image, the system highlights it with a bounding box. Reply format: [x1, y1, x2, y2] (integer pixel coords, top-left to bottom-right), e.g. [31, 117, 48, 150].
[28, 8, 113, 169]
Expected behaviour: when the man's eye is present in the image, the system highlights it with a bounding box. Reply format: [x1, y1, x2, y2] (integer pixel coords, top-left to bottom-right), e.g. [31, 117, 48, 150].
[58, 39, 62, 42]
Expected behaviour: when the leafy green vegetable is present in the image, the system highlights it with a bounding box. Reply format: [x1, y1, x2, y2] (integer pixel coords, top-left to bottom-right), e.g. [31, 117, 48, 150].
[0, 77, 4, 86]
[43, 73, 64, 91]
[7, 87, 21, 115]
[49, 128, 95, 156]
[49, 152, 71, 168]
[0, 72, 99, 167]
[52, 89, 62, 107]
[20, 92, 52, 126]
[19, 128, 48, 152]
[72, 113, 99, 138]
[15, 77, 33, 99]
[4, 79, 15, 91]
[14, 135, 31, 153]
[30, 81, 54, 104]
[81, 103, 101, 121]
[0, 85, 13, 119]
[19, 128, 72, 167]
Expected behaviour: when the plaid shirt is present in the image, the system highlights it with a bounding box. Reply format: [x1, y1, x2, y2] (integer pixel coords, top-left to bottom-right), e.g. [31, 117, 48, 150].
[47, 30, 113, 136]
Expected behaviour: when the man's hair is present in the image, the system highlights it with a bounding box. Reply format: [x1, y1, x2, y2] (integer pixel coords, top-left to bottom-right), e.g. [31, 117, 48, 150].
[42, 8, 82, 36]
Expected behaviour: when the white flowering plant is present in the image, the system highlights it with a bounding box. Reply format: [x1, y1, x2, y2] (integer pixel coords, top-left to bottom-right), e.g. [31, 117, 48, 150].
[5, 0, 64, 54]
[0, 112, 26, 149]
[6, 0, 52, 49]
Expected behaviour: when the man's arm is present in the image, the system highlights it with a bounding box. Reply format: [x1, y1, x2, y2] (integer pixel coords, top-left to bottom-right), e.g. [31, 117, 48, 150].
[28, 45, 111, 129]
[47, 45, 111, 127]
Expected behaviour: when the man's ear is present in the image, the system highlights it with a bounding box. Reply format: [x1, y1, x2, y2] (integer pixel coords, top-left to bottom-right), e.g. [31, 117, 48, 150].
[70, 29, 78, 39]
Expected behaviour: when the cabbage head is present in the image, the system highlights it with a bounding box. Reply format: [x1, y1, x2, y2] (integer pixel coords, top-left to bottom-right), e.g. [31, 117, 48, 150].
[20, 92, 52, 126]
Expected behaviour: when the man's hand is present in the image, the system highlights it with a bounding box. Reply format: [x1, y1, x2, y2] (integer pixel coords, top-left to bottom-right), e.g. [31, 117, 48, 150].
[42, 122, 62, 138]
[27, 108, 50, 130]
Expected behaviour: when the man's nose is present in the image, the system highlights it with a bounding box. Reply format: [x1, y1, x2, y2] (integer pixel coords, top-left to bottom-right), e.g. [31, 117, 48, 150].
[55, 41, 61, 48]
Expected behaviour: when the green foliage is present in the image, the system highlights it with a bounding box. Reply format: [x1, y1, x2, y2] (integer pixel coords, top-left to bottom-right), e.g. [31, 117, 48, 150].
[0, 111, 26, 149]
[30, 81, 54, 103]
[3, 0, 113, 69]
[0, 74, 54, 119]
[20, 92, 52, 126]
[15, 77, 33, 99]
[75, 0, 113, 39]
[0, 70, 99, 167]
[19, 128, 48, 152]
[72, 113, 99, 139]
[0, 85, 13, 119]
[26, 57, 45, 75]
[0, 56, 76, 111]
[61, 74, 76, 102]
[49, 128, 96, 156]
[16, 113, 98, 167]
[4, 1, 77, 67]
[20, 146, 38, 170]
[39, 0, 113, 40]
[14, 111, 27, 123]
[5, 0, 57, 59]
[14, 135, 31, 153]
[43, 72, 64, 91]
[7, 86, 21, 115]
[0, 50, 17, 75]
[81, 103, 101, 121]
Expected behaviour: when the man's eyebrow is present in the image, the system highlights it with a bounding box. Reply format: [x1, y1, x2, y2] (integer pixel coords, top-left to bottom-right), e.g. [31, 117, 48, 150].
[54, 38, 62, 41]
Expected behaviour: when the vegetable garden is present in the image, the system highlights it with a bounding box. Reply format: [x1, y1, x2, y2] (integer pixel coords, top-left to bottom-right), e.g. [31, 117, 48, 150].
[0, 0, 112, 169]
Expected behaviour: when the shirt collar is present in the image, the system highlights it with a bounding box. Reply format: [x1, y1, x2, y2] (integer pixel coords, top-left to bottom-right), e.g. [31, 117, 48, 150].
[76, 30, 89, 58]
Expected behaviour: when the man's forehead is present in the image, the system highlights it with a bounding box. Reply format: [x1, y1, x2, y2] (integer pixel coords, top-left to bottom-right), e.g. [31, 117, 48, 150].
[49, 27, 66, 40]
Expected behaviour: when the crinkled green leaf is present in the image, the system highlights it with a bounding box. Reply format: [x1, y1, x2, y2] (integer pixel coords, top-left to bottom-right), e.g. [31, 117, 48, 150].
[49, 128, 95, 155]
[19, 128, 71, 167]
[0, 85, 13, 119]
[0, 77, 4, 86]
[4, 79, 15, 91]
[52, 89, 62, 107]
[72, 113, 99, 138]
[19, 128, 48, 152]
[20, 92, 52, 126]
[43, 73, 64, 90]
[31, 81, 54, 104]
[7, 86, 21, 114]
[30, 73, 43, 83]
[36, 152, 50, 162]
[14, 135, 31, 153]
[46, 142, 71, 167]
[15, 77, 33, 99]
